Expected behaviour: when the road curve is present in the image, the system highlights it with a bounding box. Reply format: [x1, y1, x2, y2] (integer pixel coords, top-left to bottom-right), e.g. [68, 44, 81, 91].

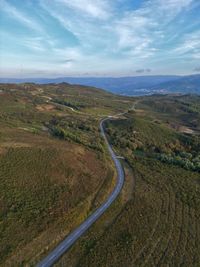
[37, 116, 125, 267]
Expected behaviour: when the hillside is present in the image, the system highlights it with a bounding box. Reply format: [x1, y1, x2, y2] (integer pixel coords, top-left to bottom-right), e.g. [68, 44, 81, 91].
[151, 74, 200, 94]
[0, 76, 180, 95]
[0, 83, 133, 266]
[1, 75, 200, 96]
[54, 94, 200, 267]
[0, 84, 200, 266]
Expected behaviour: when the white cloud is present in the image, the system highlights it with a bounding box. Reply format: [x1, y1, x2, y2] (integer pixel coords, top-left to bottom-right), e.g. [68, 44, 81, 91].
[171, 31, 200, 56]
[40, 0, 114, 53]
[111, 0, 195, 59]
[22, 37, 46, 52]
[142, 0, 194, 20]
[113, 11, 157, 58]
[56, 0, 112, 19]
[37, 0, 197, 74]
[0, 0, 43, 32]
[156, 0, 193, 11]
[1, 0, 197, 77]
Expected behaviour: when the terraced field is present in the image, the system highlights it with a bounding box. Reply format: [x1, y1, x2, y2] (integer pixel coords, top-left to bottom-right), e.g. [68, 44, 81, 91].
[130, 160, 200, 267]
[56, 159, 199, 267]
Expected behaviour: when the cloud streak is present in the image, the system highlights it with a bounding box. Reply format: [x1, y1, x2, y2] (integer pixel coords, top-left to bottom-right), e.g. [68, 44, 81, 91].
[0, 0, 199, 77]
[56, 0, 112, 19]
[0, 0, 43, 32]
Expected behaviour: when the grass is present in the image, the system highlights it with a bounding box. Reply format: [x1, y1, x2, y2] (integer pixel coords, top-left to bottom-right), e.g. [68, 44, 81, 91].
[0, 82, 132, 266]
[55, 94, 200, 267]
[0, 143, 114, 265]
[56, 155, 200, 267]
[1, 83, 199, 266]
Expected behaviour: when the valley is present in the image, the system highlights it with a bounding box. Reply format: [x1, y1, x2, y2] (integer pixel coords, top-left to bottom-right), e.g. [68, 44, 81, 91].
[1, 1, 200, 266]
[0, 83, 199, 266]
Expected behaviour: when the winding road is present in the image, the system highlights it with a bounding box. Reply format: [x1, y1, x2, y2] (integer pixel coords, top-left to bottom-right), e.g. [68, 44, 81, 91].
[37, 116, 125, 267]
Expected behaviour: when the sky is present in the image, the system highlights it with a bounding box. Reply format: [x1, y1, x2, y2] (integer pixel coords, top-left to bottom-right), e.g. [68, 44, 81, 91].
[0, 0, 200, 78]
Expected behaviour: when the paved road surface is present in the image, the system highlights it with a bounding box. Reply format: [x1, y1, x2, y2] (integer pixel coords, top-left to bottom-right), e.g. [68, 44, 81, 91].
[37, 116, 125, 267]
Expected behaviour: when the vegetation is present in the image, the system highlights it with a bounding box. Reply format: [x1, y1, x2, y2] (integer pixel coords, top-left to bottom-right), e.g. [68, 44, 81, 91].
[0, 82, 132, 266]
[55, 94, 200, 267]
[157, 152, 200, 172]
[0, 83, 199, 266]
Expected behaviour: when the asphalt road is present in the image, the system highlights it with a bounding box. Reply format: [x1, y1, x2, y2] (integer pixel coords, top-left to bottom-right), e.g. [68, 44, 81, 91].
[37, 116, 125, 267]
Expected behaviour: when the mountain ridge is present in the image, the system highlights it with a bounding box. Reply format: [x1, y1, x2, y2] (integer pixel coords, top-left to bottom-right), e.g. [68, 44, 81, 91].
[0, 74, 200, 95]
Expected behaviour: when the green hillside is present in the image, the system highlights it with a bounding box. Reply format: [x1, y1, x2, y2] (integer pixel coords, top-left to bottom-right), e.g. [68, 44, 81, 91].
[0, 83, 132, 266]
[0, 83, 199, 267]
[55, 94, 200, 267]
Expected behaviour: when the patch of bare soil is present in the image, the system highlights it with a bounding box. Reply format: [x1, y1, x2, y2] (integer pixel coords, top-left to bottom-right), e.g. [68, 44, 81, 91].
[170, 123, 194, 134]
[1, 142, 32, 148]
[135, 109, 146, 114]
[179, 126, 194, 134]
[36, 104, 55, 112]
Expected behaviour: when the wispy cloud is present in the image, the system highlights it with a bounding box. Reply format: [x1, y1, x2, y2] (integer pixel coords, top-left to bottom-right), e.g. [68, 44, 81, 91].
[0, 0, 199, 77]
[22, 37, 46, 52]
[56, 0, 112, 19]
[111, 0, 195, 58]
[42, 0, 195, 61]
[0, 0, 43, 32]
[171, 31, 200, 58]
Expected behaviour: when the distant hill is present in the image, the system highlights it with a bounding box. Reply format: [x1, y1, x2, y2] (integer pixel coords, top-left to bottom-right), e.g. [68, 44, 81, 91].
[0, 75, 179, 94]
[0, 74, 200, 95]
[150, 74, 200, 94]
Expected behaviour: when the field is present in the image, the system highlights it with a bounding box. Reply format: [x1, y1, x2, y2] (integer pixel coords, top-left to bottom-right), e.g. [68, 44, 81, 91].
[0, 83, 132, 266]
[61, 160, 200, 267]
[0, 84, 199, 266]
[55, 94, 200, 267]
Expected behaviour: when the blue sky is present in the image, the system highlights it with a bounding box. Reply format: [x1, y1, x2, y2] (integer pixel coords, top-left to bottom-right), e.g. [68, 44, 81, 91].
[0, 0, 200, 77]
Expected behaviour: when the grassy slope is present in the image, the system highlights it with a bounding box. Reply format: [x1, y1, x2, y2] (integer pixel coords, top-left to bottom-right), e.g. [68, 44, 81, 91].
[1, 84, 199, 267]
[0, 83, 132, 266]
[56, 94, 200, 267]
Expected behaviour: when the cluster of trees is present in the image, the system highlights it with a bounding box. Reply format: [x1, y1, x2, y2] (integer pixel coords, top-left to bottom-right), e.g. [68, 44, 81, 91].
[50, 124, 103, 152]
[51, 125, 81, 144]
[106, 116, 200, 174]
[179, 99, 200, 114]
[157, 152, 200, 172]
[49, 116, 93, 132]
[54, 99, 85, 110]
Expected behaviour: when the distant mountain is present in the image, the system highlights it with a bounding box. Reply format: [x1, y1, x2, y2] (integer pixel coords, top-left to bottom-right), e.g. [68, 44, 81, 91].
[64, 76, 180, 95]
[0, 74, 200, 95]
[150, 74, 200, 94]
[0, 75, 179, 94]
